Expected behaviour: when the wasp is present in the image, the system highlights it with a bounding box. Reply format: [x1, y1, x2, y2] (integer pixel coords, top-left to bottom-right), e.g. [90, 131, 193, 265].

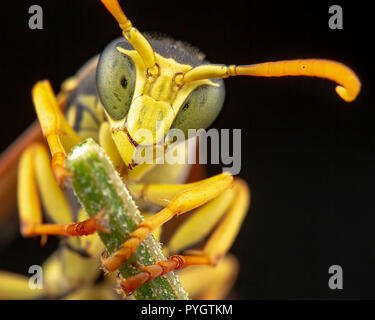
[0, 0, 360, 299]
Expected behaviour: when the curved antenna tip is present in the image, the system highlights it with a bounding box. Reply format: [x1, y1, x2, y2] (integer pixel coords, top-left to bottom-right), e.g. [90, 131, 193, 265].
[335, 85, 360, 103]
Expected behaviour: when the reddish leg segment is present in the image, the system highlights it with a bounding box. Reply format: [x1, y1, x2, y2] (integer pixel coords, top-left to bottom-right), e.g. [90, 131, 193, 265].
[117, 255, 211, 295]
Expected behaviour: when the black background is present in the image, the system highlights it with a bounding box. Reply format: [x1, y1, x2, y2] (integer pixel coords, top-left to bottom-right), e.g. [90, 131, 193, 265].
[1, 0, 374, 299]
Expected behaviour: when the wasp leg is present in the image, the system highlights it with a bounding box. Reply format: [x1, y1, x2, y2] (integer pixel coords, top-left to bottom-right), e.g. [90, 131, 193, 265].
[141, 212, 162, 242]
[18, 143, 108, 240]
[101, 172, 234, 272]
[118, 254, 239, 299]
[99, 122, 157, 181]
[0, 271, 45, 299]
[127, 173, 237, 253]
[183, 178, 250, 265]
[32, 80, 81, 185]
[41, 209, 105, 298]
[117, 253, 239, 298]
[116, 254, 210, 296]
[0, 77, 74, 227]
[178, 254, 239, 300]
[99, 122, 126, 175]
[64, 281, 118, 300]
[114, 179, 249, 295]
[167, 186, 236, 254]
[127, 172, 235, 207]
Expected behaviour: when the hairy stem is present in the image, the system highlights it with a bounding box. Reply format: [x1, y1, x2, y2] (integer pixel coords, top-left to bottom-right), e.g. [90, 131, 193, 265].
[66, 138, 188, 300]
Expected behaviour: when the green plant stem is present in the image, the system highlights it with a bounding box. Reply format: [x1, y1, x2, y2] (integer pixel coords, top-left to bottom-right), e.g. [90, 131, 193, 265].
[66, 138, 188, 300]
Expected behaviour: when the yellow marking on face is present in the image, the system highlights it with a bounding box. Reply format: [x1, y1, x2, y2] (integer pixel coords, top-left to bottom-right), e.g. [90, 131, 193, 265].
[106, 47, 218, 168]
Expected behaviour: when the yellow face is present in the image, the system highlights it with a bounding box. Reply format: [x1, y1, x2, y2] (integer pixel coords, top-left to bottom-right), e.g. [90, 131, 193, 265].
[100, 47, 217, 169]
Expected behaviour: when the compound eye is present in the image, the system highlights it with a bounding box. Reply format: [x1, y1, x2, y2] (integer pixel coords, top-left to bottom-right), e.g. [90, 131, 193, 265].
[97, 39, 136, 121]
[171, 81, 225, 136]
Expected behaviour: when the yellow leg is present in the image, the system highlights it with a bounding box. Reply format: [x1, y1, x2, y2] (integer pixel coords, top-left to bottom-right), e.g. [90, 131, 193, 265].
[141, 211, 162, 242]
[114, 178, 249, 295]
[127, 173, 235, 207]
[167, 186, 236, 254]
[128, 175, 245, 254]
[32, 80, 81, 185]
[33, 143, 72, 225]
[98, 122, 157, 182]
[0, 271, 44, 299]
[18, 144, 43, 237]
[102, 172, 234, 272]
[18, 143, 108, 239]
[177, 254, 239, 300]
[99, 122, 126, 174]
[0, 75, 75, 227]
[195, 178, 250, 265]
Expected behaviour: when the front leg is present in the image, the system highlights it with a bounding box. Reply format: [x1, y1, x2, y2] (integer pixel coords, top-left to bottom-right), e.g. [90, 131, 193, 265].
[114, 178, 249, 296]
[17, 81, 107, 240]
[18, 143, 109, 240]
[32, 80, 81, 185]
[101, 172, 234, 272]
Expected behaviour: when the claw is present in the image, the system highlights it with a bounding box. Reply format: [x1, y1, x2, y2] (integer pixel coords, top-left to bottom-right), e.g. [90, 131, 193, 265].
[115, 273, 129, 298]
[40, 235, 48, 246]
[116, 271, 149, 296]
[53, 165, 73, 187]
[100, 251, 111, 275]
[94, 210, 111, 234]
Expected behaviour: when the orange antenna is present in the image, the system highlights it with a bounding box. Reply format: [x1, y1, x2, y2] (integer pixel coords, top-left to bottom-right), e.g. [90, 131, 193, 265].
[101, 0, 159, 77]
[175, 59, 361, 102]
